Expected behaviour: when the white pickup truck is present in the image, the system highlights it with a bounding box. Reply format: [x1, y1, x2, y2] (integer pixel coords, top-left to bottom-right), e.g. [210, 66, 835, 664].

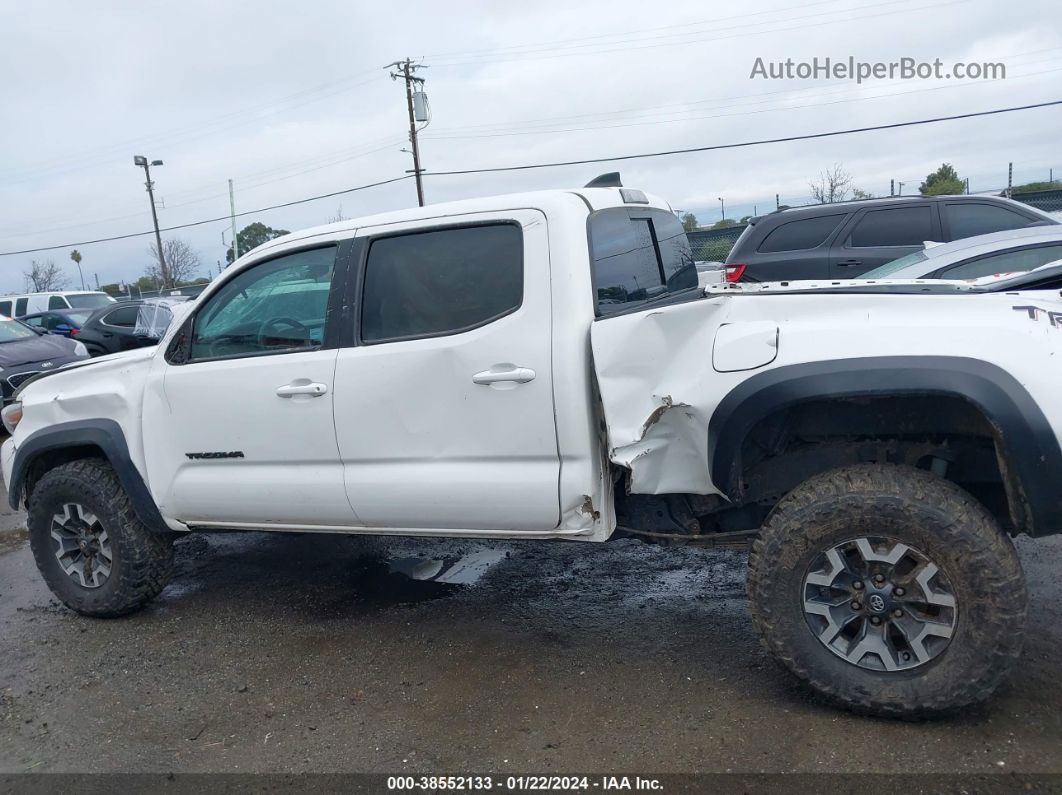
[4, 180, 1060, 718]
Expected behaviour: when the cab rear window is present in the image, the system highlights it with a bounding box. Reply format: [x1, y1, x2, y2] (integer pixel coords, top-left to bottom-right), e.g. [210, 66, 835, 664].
[589, 208, 697, 316]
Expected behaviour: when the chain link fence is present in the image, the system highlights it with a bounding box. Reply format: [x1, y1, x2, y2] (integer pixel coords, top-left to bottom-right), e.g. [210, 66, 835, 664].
[1012, 188, 1062, 216]
[686, 226, 747, 262]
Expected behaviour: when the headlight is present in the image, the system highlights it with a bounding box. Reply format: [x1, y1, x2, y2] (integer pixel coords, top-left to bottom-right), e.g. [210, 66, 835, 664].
[2, 401, 22, 434]
[73, 341, 89, 358]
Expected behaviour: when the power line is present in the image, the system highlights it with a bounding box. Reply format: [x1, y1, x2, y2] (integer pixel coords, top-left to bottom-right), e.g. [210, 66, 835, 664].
[422, 0, 853, 59]
[424, 65, 1062, 142]
[422, 99, 1062, 176]
[428, 0, 964, 67]
[426, 48, 1062, 137]
[0, 175, 412, 257]
[2, 98, 1059, 258]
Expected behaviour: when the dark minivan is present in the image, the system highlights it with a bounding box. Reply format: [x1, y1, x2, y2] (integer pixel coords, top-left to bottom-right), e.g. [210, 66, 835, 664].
[725, 194, 1057, 282]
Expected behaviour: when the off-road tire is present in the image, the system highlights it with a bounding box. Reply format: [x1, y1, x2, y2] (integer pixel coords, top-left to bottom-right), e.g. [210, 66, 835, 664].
[28, 458, 174, 617]
[747, 463, 1026, 718]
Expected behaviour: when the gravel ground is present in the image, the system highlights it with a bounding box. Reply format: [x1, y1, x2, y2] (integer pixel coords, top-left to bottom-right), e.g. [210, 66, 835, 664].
[1, 484, 1061, 777]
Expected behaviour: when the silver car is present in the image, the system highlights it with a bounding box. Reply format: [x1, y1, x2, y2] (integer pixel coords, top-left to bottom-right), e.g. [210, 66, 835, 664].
[861, 225, 1062, 281]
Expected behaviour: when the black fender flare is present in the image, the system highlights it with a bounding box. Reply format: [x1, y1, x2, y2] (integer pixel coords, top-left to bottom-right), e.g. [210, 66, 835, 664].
[707, 356, 1062, 536]
[8, 419, 171, 535]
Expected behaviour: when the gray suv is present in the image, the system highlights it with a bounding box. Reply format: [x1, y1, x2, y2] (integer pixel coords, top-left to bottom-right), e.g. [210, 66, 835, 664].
[724, 194, 1057, 281]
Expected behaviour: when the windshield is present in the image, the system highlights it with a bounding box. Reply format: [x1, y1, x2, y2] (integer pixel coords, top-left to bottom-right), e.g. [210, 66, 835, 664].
[0, 318, 40, 343]
[861, 251, 930, 279]
[66, 293, 115, 309]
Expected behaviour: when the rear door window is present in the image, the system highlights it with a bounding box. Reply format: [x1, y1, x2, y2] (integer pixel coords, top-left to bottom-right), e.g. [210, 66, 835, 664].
[0, 301, 11, 317]
[758, 214, 845, 253]
[361, 224, 523, 343]
[47, 296, 67, 309]
[102, 305, 141, 327]
[944, 203, 1034, 239]
[849, 206, 933, 247]
[589, 208, 696, 315]
[939, 244, 1062, 280]
[15, 298, 28, 315]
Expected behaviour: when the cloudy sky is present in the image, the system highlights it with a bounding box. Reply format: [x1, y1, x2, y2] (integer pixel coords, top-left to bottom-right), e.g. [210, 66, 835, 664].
[1, 0, 1060, 292]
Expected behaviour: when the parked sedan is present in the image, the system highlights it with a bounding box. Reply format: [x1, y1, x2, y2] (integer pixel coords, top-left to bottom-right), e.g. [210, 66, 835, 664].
[860, 226, 1062, 281]
[0, 315, 89, 403]
[20, 309, 94, 338]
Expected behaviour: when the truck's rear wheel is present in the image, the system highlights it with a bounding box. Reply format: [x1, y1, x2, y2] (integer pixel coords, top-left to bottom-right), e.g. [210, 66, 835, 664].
[28, 459, 174, 617]
[747, 463, 1026, 718]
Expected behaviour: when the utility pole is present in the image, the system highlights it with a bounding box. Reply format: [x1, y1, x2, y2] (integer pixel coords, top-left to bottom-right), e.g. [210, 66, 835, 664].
[1007, 162, 1013, 198]
[890, 179, 895, 196]
[134, 156, 170, 288]
[386, 59, 429, 206]
[228, 179, 238, 265]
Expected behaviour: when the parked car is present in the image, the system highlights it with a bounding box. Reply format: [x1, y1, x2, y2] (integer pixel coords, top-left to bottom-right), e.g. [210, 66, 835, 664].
[75, 298, 186, 357]
[5, 180, 1062, 719]
[0, 315, 89, 403]
[19, 309, 94, 338]
[859, 226, 1062, 281]
[0, 291, 115, 317]
[724, 194, 1057, 282]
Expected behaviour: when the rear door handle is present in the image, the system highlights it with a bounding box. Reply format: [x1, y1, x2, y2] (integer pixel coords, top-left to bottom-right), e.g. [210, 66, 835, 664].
[472, 364, 536, 386]
[276, 381, 328, 398]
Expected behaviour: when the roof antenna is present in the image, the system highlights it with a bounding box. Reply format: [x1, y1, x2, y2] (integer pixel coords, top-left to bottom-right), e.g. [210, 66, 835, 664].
[584, 172, 622, 188]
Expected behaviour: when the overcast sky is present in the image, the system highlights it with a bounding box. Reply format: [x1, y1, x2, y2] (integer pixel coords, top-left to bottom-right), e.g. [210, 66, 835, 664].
[1, 0, 1060, 292]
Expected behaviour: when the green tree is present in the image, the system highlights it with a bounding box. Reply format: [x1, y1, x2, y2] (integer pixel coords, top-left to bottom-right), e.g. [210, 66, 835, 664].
[680, 212, 699, 232]
[226, 222, 290, 263]
[919, 163, 965, 196]
[98, 282, 123, 296]
[711, 218, 737, 229]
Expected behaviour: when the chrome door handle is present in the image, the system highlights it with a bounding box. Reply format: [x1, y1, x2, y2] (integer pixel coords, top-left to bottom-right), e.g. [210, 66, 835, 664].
[472, 365, 536, 385]
[276, 381, 328, 398]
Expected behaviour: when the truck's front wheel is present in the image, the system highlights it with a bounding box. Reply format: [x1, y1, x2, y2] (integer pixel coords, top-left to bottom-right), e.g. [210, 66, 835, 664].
[28, 459, 174, 617]
[747, 463, 1026, 718]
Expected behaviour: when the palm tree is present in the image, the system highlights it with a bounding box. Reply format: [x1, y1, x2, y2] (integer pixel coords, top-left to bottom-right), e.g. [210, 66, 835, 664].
[69, 249, 85, 290]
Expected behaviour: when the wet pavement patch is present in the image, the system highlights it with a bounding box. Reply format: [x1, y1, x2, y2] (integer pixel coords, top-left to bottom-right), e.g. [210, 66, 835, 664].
[348, 548, 507, 605]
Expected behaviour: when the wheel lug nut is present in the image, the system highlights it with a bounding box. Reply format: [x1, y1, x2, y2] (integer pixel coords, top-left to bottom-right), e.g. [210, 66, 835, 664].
[870, 616, 882, 625]
[894, 587, 905, 596]
[851, 601, 862, 610]
[892, 608, 903, 618]
[852, 581, 864, 590]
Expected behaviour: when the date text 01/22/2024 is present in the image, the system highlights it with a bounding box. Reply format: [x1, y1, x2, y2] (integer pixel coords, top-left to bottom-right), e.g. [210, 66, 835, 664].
[386, 775, 664, 791]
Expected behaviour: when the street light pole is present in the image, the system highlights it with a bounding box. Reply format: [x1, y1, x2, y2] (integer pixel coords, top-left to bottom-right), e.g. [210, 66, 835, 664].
[718, 197, 725, 221]
[134, 155, 170, 288]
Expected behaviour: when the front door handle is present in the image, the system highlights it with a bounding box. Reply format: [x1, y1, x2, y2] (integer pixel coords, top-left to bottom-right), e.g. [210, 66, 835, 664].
[276, 381, 328, 398]
[837, 259, 862, 267]
[472, 364, 536, 386]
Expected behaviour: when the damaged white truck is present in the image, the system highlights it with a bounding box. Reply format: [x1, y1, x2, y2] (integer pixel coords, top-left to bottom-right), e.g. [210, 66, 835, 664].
[4, 180, 1059, 718]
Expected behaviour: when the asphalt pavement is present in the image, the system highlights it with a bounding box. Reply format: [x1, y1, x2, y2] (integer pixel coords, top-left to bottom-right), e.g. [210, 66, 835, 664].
[1, 483, 1061, 777]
